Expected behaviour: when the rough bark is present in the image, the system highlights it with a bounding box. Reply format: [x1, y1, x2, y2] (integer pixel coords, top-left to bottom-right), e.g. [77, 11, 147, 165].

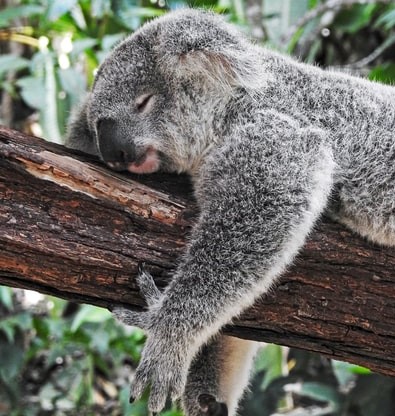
[0, 125, 394, 377]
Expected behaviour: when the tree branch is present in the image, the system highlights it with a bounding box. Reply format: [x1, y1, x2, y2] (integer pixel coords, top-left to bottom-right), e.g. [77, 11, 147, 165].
[0, 125, 394, 377]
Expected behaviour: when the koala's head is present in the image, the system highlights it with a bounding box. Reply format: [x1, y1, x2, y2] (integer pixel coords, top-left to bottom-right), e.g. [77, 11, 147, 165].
[83, 9, 259, 175]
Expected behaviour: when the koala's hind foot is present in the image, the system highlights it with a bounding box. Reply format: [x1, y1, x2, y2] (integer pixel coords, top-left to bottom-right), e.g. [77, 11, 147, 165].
[182, 335, 258, 416]
[198, 394, 228, 416]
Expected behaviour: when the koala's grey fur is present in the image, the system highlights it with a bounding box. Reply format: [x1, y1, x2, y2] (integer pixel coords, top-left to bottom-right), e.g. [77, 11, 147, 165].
[65, 8, 395, 416]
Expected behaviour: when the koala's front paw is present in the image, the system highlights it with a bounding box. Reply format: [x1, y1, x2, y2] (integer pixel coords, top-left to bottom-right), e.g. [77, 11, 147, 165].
[113, 264, 190, 412]
[112, 262, 161, 329]
[131, 335, 189, 412]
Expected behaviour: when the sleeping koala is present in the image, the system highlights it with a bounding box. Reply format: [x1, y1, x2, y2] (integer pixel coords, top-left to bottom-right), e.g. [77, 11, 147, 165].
[65, 8, 395, 416]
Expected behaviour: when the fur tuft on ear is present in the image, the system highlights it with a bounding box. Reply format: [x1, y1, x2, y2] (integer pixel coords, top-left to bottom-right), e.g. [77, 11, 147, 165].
[165, 49, 268, 93]
[154, 9, 270, 93]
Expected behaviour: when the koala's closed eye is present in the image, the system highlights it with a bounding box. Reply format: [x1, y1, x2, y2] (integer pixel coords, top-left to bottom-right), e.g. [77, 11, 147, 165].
[135, 93, 154, 113]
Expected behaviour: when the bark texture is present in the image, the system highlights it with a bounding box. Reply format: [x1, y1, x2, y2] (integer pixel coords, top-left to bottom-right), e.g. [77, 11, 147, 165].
[0, 125, 394, 377]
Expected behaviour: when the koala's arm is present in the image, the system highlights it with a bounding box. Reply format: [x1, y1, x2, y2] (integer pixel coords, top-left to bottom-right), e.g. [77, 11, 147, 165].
[114, 111, 335, 413]
[64, 94, 98, 156]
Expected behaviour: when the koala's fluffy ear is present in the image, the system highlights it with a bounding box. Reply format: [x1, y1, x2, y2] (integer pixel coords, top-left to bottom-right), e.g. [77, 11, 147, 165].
[64, 94, 98, 156]
[155, 9, 266, 91]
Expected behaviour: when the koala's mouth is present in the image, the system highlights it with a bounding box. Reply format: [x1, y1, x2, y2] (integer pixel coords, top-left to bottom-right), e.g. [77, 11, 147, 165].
[127, 147, 160, 174]
[106, 147, 160, 174]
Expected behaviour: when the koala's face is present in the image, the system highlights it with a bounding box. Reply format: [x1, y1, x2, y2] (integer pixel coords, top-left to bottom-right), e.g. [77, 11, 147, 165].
[85, 9, 249, 175]
[88, 29, 173, 174]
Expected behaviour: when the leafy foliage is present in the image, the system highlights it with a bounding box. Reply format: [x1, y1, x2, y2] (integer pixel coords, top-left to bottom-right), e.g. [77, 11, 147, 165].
[0, 0, 243, 139]
[288, 1, 395, 83]
[1, 1, 395, 415]
[0, 289, 159, 415]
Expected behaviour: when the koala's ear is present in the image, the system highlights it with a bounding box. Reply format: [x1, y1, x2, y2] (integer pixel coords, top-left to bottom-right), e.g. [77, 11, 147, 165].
[155, 10, 266, 91]
[64, 94, 98, 156]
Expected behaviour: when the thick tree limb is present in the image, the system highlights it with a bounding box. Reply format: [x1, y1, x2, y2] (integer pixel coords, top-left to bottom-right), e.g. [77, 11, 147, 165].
[0, 125, 394, 377]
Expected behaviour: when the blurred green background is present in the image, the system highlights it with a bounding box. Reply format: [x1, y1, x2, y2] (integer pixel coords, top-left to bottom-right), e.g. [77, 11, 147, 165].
[1, 0, 395, 415]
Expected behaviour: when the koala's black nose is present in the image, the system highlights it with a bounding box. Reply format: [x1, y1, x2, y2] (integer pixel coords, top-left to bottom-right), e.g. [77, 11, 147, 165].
[97, 118, 136, 168]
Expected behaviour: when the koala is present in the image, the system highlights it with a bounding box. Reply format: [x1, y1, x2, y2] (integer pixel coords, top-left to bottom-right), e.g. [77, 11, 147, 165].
[65, 8, 395, 416]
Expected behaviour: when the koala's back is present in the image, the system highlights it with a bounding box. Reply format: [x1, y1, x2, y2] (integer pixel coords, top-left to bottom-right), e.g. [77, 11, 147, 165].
[317, 71, 395, 246]
[249, 50, 395, 246]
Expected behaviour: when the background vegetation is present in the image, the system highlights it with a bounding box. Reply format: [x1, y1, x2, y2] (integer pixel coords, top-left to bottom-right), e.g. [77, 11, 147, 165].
[1, 0, 395, 415]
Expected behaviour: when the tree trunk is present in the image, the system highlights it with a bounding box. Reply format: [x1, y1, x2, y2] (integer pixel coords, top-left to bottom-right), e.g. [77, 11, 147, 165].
[0, 125, 394, 377]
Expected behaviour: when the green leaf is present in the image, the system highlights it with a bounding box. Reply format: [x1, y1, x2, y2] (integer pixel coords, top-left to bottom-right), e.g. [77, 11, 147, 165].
[349, 365, 371, 375]
[70, 4, 87, 30]
[117, 7, 165, 30]
[47, 0, 78, 21]
[92, 0, 112, 18]
[0, 54, 30, 77]
[32, 316, 50, 339]
[161, 409, 184, 416]
[71, 305, 111, 332]
[287, 26, 304, 53]
[254, 344, 283, 390]
[47, 296, 68, 318]
[230, 0, 245, 23]
[55, 397, 75, 411]
[16, 75, 46, 110]
[84, 49, 100, 85]
[332, 360, 358, 388]
[58, 67, 86, 106]
[70, 38, 98, 56]
[0, 322, 15, 343]
[101, 33, 125, 51]
[0, 79, 16, 96]
[46, 318, 67, 341]
[334, 4, 377, 34]
[39, 52, 63, 143]
[0, 312, 33, 341]
[0, 332, 25, 380]
[0, 286, 13, 310]
[12, 312, 32, 331]
[39, 382, 61, 410]
[217, 0, 232, 11]
[0, 5, 44, 28]
[369, 63, 395, 84]
[306, 39, 322, 64]
[286, 381, 341, 410]
[0, 311, 31, 344]
[332, 359, 371, 386]
[85, 326, 111, 354]
[375, 9, 395, 30]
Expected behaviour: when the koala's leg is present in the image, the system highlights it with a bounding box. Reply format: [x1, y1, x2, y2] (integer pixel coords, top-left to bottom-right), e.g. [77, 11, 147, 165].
[182, 335, 259, 416]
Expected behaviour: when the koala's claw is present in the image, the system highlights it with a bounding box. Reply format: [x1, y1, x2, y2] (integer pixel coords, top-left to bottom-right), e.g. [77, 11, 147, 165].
[137, 261, 146, 274]
[132, 367, 185, 411]
[112, 307, 147, 328]
[129, 335, 189, 412]
[112, 264, 163, 330]
[198, 394, 228, 416]
[136, 263, 162, 306]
